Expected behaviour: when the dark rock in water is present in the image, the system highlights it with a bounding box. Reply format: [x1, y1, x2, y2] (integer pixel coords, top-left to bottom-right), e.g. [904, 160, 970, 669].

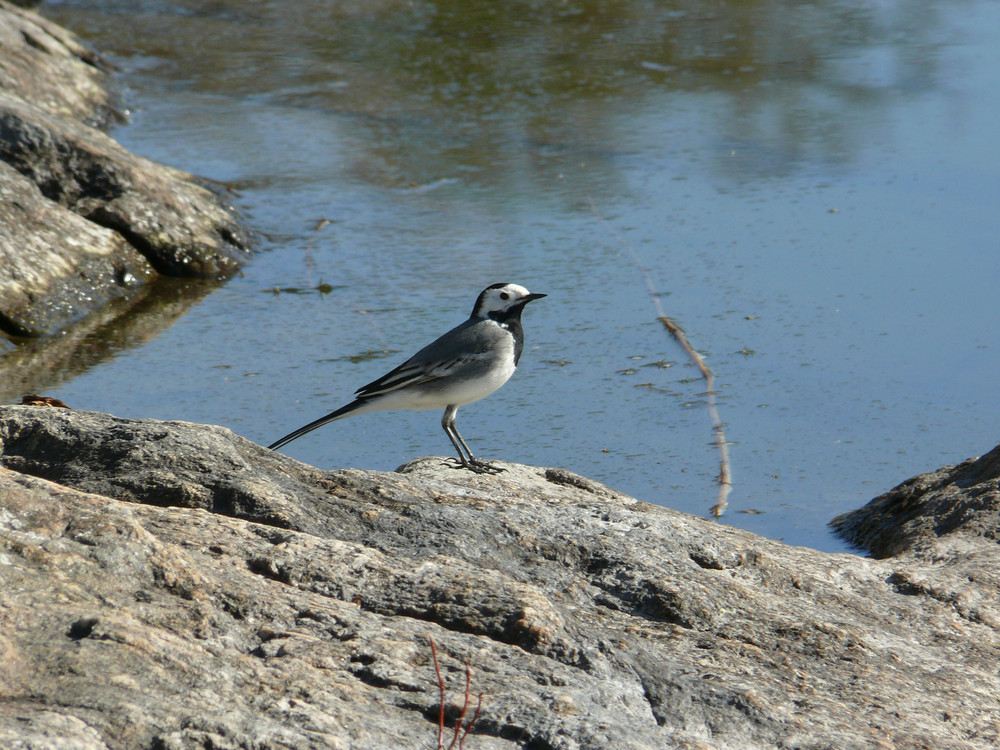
[0, 4, 251, 340]
[0, 160, 154, 337]
[0, 92, 251, 280]
[831, 445, 1000, 558]
[1, 405, 998, 749]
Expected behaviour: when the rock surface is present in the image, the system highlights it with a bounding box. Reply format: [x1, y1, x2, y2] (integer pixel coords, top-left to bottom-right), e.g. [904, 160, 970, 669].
[0, 1, 117, 127]
[0, 160, 154, 337]
[832, 445, 1000, 558]
[0, 2, 250, 339]
[1, 405, 998, 749]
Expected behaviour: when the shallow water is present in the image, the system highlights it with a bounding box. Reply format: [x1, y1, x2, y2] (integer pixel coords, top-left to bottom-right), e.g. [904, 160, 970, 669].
[20, 0, 1000, 551]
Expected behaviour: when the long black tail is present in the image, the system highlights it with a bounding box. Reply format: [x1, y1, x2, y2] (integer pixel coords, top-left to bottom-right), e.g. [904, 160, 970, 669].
[267, 400, 364, 451]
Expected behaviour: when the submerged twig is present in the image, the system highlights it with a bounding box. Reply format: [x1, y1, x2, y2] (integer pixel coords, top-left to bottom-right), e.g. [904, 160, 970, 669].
[588, 198, 733, 516]
[657, 316, 732, 516]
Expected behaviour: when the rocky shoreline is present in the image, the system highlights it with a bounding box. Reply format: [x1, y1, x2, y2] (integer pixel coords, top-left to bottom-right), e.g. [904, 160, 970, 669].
[2, 405, 999, 749]
[0, 1, 251, 341]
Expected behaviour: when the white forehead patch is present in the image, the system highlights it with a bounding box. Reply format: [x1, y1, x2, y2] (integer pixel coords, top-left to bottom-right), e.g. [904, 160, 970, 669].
[499, 283, 530, 298]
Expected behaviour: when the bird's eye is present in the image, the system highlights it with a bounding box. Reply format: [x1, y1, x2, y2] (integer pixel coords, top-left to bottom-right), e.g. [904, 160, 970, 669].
[500, 292, 509, 300]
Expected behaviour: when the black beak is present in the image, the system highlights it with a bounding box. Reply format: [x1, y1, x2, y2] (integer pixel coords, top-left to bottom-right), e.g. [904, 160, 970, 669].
[524, 293, 547, 303]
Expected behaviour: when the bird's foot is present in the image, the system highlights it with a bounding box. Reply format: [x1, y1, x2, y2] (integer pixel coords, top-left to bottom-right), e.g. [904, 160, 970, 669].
[442, 456, 506, 475]
[468, 458, 505, 475]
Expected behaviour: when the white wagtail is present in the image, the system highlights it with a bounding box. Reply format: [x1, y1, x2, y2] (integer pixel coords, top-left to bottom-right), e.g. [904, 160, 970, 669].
[268, 283, 545, 473]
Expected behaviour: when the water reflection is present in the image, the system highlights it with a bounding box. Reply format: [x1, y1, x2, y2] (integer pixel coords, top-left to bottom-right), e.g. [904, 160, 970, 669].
[0, 278, 219, 403]
[47, 0, 952, 188]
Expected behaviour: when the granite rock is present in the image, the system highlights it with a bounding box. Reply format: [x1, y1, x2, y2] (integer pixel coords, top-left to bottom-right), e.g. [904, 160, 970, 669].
[0, 160, 154, 337]
[1, 405, 998, 749]
[831, 444, 1000, 558]
[0, 3, 250, 339]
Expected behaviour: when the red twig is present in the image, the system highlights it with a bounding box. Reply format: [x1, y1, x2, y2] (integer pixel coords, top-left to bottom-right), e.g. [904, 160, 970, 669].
[428, 639, 485, 750]
[446, 664, 472, 749]
[459, 693, 484, 750]
[430, 638, 446, 750]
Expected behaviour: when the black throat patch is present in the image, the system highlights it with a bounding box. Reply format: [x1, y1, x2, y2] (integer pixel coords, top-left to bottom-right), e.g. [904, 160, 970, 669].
[490, 310, 526, 365]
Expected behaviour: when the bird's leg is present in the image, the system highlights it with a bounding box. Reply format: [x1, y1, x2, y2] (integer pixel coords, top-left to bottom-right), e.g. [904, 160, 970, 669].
[440, 406, 504, 474]
[441, 420, 469, 468]
[452, 424, 505, 474]
[440, 405, 472, 469]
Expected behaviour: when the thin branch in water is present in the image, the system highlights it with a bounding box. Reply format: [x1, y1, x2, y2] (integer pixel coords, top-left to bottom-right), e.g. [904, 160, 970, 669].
[657, 315, 732, 516]
[588, 197, 733, 516]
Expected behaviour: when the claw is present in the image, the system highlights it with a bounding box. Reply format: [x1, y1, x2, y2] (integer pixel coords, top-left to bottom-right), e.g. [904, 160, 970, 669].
[466, 458, 505, 475]
[441, 456, 505, 474]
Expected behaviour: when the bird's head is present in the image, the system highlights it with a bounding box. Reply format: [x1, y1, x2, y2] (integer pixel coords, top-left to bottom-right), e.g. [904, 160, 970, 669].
[471, 283, 546, 320]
